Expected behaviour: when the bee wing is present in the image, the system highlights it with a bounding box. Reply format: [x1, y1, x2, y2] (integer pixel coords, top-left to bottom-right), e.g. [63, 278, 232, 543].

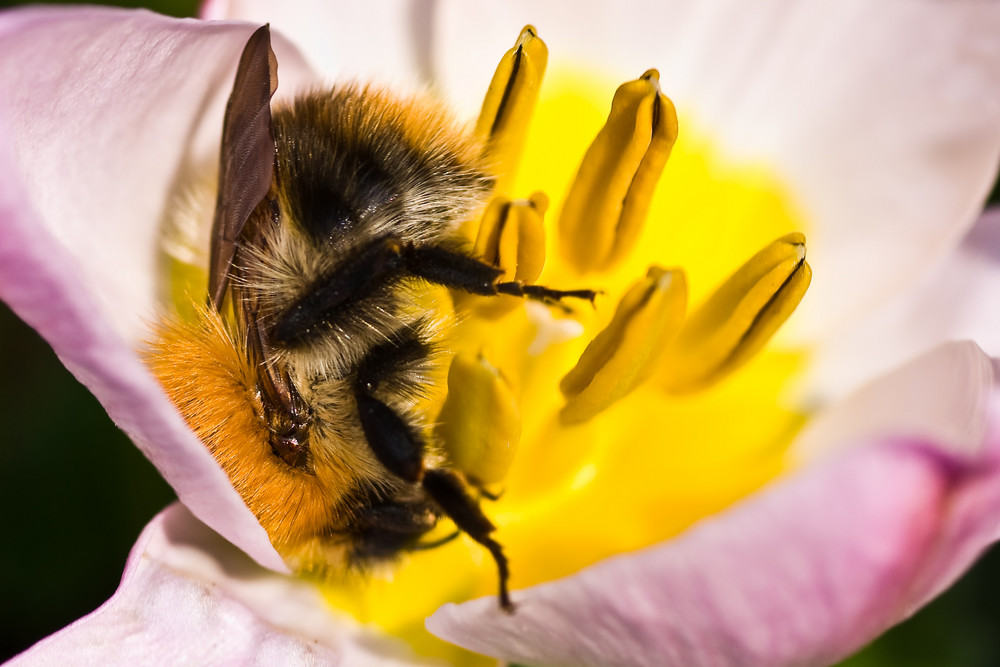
[208, 24, 279, 310]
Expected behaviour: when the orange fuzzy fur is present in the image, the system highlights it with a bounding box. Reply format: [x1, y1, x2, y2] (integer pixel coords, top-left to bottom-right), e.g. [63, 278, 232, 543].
[146, 306, 359, 560]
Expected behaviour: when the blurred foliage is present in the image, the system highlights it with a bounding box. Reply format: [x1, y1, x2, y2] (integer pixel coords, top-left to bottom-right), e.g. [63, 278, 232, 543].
[1, 1, 999, 665]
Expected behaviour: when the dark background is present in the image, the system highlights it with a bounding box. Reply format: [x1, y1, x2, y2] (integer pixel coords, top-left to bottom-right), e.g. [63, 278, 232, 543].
[1, 1, 998, 663]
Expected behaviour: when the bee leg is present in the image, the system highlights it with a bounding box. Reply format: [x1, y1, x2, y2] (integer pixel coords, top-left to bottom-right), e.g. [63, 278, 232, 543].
[401, 243, 597, 306]
[353, 330, 433, 483]
[354, 386, 426, 484]
[495, 281, 598, 305]
[272, 236, 412, 346]
[422, 468, 513, 612]
[352, 386, 508, 583]
[274, 237, 594, 345]
[402, 243, 505, 295]
[354, 400, 515, 613]
[354, 333, 513, 611]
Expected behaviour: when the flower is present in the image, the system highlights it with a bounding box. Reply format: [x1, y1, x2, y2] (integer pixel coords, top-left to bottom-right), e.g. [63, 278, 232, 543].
[3, 2, 1000, 666]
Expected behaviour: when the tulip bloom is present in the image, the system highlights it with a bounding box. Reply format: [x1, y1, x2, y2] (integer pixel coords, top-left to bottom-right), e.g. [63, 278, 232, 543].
[3, 2, 1000, 666]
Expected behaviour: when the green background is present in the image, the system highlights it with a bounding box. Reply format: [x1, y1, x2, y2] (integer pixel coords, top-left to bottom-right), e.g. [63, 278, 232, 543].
[0, 0, 998, 664]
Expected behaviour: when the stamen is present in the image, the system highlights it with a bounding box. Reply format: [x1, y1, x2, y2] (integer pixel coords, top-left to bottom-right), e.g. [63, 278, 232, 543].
[473, 192, 549, 284]
[658, 233, 812, 393]
[476, 25, 548, 196]
[434, 351, 522, 485]
[558, 69, 678, 274]
[560, 266, 687, 424]
[468, 192, 549, 318]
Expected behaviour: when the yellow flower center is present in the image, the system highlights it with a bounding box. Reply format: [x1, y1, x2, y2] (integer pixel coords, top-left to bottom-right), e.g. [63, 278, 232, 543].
[319, 27, 812, 665]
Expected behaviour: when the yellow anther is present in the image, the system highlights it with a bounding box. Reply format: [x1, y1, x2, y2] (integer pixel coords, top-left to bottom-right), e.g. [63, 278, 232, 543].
[476, 25, 548, 195]
[659, 233, 812, 393]
[560, 266, 687, 424]
[468, 192, 549, 318]
[434, 351, 522, 485]
[474, 192, 548, 283]
[558, 69, 678, 274]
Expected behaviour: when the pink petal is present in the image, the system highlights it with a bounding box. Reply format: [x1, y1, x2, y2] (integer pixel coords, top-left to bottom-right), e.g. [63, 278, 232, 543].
[0, 7, 315, 570]
[428, 342, 1000, 666]
[10, 504, 438, 666]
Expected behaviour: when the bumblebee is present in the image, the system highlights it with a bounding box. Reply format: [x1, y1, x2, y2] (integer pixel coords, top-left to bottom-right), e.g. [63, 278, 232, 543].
[148, 26, 591, 610]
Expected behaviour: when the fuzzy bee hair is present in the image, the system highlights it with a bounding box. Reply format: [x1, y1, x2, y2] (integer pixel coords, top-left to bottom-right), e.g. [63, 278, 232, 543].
[149, 26, 592, 611]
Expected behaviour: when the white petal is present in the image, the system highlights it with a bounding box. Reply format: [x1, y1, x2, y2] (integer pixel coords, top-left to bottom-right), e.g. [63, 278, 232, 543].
[806, 209, 1000, 401]
[202, 0, 433, 87]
